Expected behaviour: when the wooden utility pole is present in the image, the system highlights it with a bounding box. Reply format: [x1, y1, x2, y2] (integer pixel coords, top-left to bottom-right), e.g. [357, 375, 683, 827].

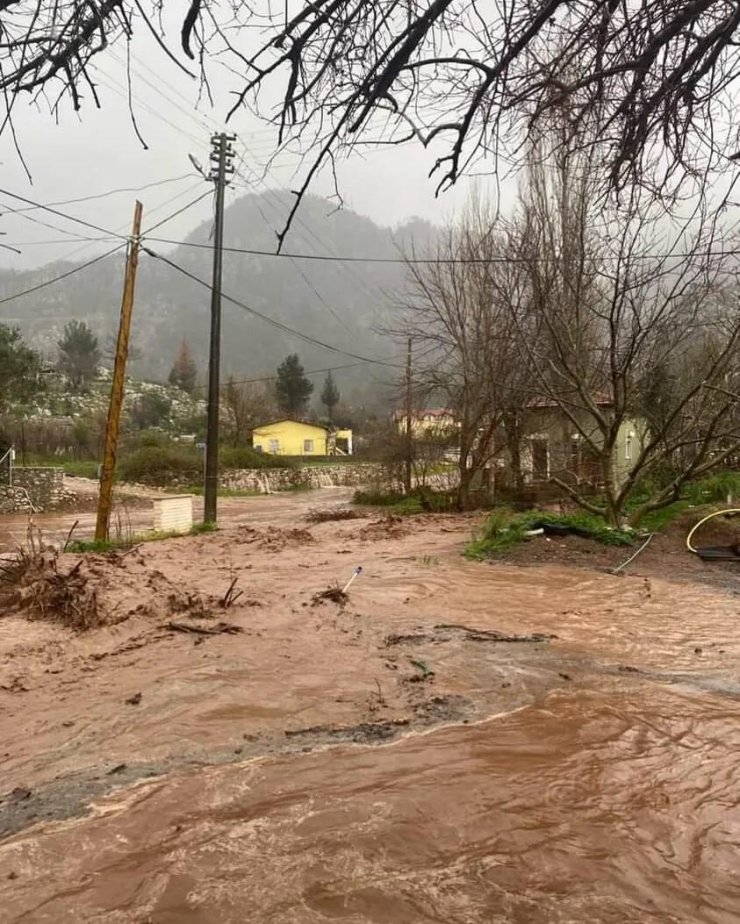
[95, 201, 143, 541]
[203, 132, 236, 524]
[404, 336, 413, 494]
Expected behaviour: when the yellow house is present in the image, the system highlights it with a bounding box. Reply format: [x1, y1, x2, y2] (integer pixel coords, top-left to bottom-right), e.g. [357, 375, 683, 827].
[253, 419, 329, 456]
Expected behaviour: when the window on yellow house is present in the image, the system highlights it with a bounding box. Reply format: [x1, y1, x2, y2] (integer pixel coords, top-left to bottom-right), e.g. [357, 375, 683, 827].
[269, 439, 279, 453]
[303, 439, 314, 453]
[625, 432, 633, 462]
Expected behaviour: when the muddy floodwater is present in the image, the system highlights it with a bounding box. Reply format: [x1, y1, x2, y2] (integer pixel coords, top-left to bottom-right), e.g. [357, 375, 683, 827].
[0, 488, 739, 922]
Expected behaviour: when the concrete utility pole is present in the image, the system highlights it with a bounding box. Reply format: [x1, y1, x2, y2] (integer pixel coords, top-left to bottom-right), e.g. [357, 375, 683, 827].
[203, 132, 236, 524]
[95, 201, 143, 542]
[404, 336, 413, 494]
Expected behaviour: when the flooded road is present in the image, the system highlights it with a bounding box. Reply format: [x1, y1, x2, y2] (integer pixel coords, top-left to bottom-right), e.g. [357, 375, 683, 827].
[0, 490, 739, 921]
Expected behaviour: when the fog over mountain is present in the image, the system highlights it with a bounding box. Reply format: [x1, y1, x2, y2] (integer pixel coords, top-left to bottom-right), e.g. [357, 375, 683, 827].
[0, 192, 438, 406]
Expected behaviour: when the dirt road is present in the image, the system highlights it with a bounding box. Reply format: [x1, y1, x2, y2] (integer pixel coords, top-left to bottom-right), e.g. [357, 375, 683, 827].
[1, 489, 739, 922]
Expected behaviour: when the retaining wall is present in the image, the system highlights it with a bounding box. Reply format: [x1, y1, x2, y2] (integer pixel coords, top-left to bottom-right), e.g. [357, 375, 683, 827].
[8, 466, 68, 511]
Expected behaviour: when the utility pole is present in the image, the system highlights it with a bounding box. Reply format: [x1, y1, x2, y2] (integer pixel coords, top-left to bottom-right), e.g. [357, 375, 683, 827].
[203, 132, 236, 524]
[404, 336, 413, 494]
[95, 201, 143, 541]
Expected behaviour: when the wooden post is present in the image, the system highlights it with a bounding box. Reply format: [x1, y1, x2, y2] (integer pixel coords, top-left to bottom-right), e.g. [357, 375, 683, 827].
[95, 201, 143, 541]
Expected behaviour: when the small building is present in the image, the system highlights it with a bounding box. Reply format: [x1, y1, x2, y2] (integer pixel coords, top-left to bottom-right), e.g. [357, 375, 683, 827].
[513, 396, 647, 489]
[252, 419, 353, 457]
[394, 408, 458, 438]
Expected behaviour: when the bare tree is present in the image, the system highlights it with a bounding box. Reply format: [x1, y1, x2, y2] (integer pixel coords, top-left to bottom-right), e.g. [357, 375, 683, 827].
[515, 127, 740, 527]
[222, 376, 276, 446]
[400, 195, 532, 510]
[3, 3, 740, 238]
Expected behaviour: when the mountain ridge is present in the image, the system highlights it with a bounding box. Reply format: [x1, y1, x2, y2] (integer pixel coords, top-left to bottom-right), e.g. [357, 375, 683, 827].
[0, 192, 438, 404]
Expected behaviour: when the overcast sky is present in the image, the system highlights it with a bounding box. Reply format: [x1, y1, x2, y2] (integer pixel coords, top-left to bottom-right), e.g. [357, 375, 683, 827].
[0, 23, 512, 272]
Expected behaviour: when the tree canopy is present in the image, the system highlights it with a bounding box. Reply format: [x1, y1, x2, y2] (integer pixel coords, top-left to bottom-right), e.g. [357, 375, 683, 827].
[57, 320, 100, 391]
[320, 371, 340, 422]
[275, 354, 314, 416]
[168, 341, 198, 394]
[0, 324, 42, 414]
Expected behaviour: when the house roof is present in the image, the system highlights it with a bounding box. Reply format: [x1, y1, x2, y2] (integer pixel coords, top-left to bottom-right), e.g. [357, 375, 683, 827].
[393, 407, 454, 420]
[253, 418, 329, 433]
[527, 392, 614, 409]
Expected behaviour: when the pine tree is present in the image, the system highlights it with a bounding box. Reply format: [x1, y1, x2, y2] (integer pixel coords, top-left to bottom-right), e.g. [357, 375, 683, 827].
[275, 353, 314, 416]
[57, 320, 100, 391]
[0, 324, 42, 413]
[320, 370, 340, 423]
[168, 340, 198, 394]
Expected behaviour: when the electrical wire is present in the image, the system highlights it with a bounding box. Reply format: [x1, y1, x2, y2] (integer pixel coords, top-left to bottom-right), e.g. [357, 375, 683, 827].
[142, 188, 212, 235]
[7, 174, 198, 214]
[0, 187, 124, 240]
[0, 199, 103, 242]
[0, 244, 126, 305]
[141, 235, 740, 266]
[142, 246, 403, 369]
[192, 357, 406, 391]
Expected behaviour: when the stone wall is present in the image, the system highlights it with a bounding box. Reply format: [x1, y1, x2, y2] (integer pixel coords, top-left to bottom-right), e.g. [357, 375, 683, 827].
[8, 466, 68, 512]
[217, 463, 461, 494]
[220, 463, 388, 493]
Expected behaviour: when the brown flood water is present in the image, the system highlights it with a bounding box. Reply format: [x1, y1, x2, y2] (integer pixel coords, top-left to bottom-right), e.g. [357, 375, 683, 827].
[0, 489, 739, 922]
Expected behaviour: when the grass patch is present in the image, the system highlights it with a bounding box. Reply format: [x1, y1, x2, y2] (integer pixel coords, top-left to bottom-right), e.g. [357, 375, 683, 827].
[465, 508, 634, 560]
[353, 488, 457, 516]
[183, 485, 264, 498]
[68, 523, 218, 552]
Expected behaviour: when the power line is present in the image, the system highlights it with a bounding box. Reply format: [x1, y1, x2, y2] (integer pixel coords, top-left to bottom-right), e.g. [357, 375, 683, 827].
[231, 146, 379, 333]
[142, 246, 402, 368]
[195, 358, 405, 391]
[0, 199, 103, 242]
[6, 174, 197, 214]
[0, 244, 126, 305]
[142, 188, 212, 235]
[0, 187, 124, 240]
[141, 235, 740, 266]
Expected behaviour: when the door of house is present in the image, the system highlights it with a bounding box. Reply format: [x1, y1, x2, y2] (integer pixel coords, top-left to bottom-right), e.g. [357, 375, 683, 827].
[531, 439, 549, 481]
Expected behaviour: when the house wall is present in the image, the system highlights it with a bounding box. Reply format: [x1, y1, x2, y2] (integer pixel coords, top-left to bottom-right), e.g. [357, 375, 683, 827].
[520, 410, 646, 487]
[253, 421, 328, 456]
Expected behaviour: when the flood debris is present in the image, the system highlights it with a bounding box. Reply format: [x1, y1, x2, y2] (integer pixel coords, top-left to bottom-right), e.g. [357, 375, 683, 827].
[434, 623, 557, 643]
[408, 657, 435, 682]
[359, 514, 409, 541]
[238, 526, 315, 551]
[125, 692, 142, 706]
[384, 625, 557, 646]
[220, 577, 243, 609]
[312, 584, 349, 606]
[163, 620, 243, 636]
[0, 549, 104, 630]
[284, 717, 411, 744]
[305, 506, 368, 524]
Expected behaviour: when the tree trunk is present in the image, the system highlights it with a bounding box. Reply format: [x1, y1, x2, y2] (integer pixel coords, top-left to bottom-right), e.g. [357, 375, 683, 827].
[503, 413, 525, 497]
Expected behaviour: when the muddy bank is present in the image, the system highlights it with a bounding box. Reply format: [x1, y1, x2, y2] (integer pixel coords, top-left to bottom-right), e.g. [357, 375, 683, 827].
[486, 508, 740, 591]
[1, 494, 739, 921]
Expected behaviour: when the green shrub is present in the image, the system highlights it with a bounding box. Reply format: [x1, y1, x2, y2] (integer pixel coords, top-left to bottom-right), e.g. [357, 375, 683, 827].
[353, 487, 457, 515]
[63, 460, 100, 479]
[118, 444, 202, 486]
[353, 488, 406, 506]
[684, 471, 740, 505]
[220, 445, 293, 470]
